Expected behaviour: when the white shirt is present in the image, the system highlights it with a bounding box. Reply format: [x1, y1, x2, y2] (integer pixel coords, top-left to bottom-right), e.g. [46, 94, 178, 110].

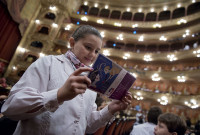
[2, 55, 113, 135]
[130, 122, 156, 135]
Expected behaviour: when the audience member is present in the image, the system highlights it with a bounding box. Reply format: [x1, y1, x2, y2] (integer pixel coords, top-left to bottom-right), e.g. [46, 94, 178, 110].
[130, 106, 162, 135]
[0, 94, 18, 135]
[154, 113, 187, 135]
[186, 116, 191, 128]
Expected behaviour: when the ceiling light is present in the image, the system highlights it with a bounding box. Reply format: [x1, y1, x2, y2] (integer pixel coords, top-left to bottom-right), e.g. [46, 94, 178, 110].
[134, 92, 144, 100]
[18, 47, 26, 53]
[64, 25, 71, 30]
[182, 29, 190, 38]
[159, 36, 167, 41]
[97, 19, 104, 24]
[52, 23, 58, 28]
[185, 29, 190, 34]
[94, 3, 98, 7]
[105, 5, 109, 9]
[39, 53, 45, 57]
[12, 66, 17, 70]
[144, 54, 152, 62]
[84, 1, 88, 5]
[177, 75, 186, 82]
[193, 49, 200, 57]
[35, 20, 40, 24]
[138, 8, 142, 12]
[67, 43, 71, 49]
[185, 99, 199, 109]
[163, 6, 168, 11]
[132, 24, 138, 28]
[123, 56, 128, 59]
[103, 50, 110, 56]
[81, 16, 88, 21]
[182, 34, 186, 38]
[158, 96, 168, 105]
[167, 54, 177, 61]
[153, 23, 161, 28]
[131, 72, 137, 78]
[177, 3, 181, 8]
[152, 73, 160, 81]
[114, 22, 122, 27]
[192, 0, 196, 3]
[49, 6, 57, 11]
[116, 34, 123, 40]
[177, 19, 187, 25]
[150, 8, 154, 12]
[100, 31, 105, 38]
[127, 8, 130, 12]
[138, 35, 144, 41]
[123, 53, 130, 59]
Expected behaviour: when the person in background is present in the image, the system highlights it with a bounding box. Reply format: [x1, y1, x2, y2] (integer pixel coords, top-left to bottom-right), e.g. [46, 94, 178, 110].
[134, 109, 144, 125]
[130, 106, 162, 135]
[195, 120, 200, 135]
[1, 25, 132, 135]
[0, 94, 18, 135]
[186, 116, 191, 128]
[154, 113, 187, 135]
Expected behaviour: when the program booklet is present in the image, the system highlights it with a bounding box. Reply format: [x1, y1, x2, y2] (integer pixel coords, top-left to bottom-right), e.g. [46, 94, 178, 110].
[87, 53, 136, 100]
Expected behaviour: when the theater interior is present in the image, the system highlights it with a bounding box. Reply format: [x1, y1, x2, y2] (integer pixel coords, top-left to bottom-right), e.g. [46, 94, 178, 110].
[0, 0, 200, 134]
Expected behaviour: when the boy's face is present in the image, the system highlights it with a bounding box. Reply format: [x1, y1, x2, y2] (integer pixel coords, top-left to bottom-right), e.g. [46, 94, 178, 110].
[70, 34, 102, 66]
[154, 121, 174, 135]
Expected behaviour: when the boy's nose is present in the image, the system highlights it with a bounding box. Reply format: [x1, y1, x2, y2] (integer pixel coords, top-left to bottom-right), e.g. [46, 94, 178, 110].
[154, 126, 157, 131]
[89, 50, 96, 57]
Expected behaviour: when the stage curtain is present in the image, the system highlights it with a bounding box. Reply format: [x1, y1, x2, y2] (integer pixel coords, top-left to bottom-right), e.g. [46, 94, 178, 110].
[0, 2, 21, 62]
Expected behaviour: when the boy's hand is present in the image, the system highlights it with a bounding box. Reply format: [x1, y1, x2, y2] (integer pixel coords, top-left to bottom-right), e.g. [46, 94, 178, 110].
[108, 92, 132, 115]
[57, 67, 93, 103]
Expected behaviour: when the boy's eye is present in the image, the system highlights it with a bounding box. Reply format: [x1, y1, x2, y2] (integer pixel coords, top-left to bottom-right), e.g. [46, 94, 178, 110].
[95, 50, 99, 54]
[85, 46, 91, 50]
[158, 124, 163, 128]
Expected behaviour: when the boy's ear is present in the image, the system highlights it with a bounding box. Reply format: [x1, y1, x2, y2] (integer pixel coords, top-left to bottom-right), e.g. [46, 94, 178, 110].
[171, 132, 177, 135]
[69, 37, 75, 49]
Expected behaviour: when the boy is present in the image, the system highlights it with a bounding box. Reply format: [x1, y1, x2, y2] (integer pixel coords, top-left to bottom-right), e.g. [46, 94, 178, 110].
[1, 25, 132, 135]
[154, 113, 187, 135]
[130, 106, 162, 135]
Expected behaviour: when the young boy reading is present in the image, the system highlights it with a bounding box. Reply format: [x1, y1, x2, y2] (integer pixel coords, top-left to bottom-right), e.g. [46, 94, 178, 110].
[154, 113, 187, 135]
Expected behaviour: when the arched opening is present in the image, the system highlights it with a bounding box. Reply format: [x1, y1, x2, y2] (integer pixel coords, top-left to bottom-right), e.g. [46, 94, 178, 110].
[110, 10, 121, 19]
[172, 7, 185, 19]
[121, 12, 132, 20]
[89, 7, 99, 16]
[133, 13, 144, 21]
[30, 41, 43, 48]
[99, 9, 110, 18]
[44, 12, 56, 20]
[145, 12, 157, 21]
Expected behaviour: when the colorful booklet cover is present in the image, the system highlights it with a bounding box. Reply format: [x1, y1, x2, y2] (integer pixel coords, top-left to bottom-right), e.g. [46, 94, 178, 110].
[87, 53, 136, 100]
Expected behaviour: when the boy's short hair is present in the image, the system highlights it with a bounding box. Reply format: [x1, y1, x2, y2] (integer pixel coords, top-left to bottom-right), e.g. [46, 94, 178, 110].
[147, 106, 162, 125]
[158, 113, 187, 135]
[72, 25, 102, 42]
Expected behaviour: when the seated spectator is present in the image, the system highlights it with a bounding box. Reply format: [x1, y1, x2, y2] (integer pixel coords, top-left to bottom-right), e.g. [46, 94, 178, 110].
[133, 109, 145, 126]
[195, 120, 200, 130]
[195, 120, 200, 135]
[186, 116, 191, 128]
[154, 113, 187, 135]
[130, 106, 162, 135]
[0, 94, 18, 135]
